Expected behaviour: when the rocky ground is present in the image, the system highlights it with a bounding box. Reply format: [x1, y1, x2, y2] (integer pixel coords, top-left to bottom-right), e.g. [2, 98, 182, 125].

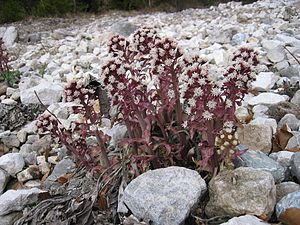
[0, 0, 300, 224]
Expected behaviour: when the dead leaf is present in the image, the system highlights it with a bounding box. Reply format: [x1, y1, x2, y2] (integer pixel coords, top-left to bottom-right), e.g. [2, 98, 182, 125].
[256, 213, 268, 221]
[279, 207, 300, 225]
[98, 190, 108, 210]
[272, 124, 293, 152]
[287, 147, 300, 152]
[57, 173, 73, 184]
[41, 170, 50, 185]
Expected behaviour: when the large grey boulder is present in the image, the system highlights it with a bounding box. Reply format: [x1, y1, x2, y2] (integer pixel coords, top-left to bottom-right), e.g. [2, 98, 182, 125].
[220, 215, 269, 225]
[276, 190, 300, 218]
[120, 166, 207, 225]
[235, 150, 285, 183]
[205, 167, 276, 218]
[0, 188, 44, 216]
[276, 182, 300, 202]
[0, 153, 25, 176]
[291, 152, 300, 182]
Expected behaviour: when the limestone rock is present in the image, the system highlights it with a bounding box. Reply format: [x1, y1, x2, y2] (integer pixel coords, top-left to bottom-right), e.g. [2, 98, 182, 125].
[291, 90, 300, 106]
[2, 26, 17, 48]
[291, 152, 300, 182]
[276, 182, 300, 202]
[235, 150, 285, 183]
[220, 215, 269, 225]
[262, 39, 286, 63]
[43, 158, 76, 189]
[205, 167, 276, 218]
[237, 124, 273, 153]
[121, 167, 207, 225]
[276, 190, 300, 218]
[0, 188, 44, 216]
[19, 78, 64, 105]
[269, 151, 295, 168]
[278, 114, 300, 131]
[251, 72, 278, 91]
[286, 132, 300, 150]
[0, 168, 9, 194]
[248, 93, 288, 106]
[0, 131, 20, 148]
[16, 165, 40, 183]
[0, 153, 25, 176]
[250, 117, 277, 134]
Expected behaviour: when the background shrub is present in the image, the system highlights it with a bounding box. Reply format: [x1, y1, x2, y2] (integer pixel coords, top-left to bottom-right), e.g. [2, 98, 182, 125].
[0, 0, 258, 24]
[0, 0, 26, 23]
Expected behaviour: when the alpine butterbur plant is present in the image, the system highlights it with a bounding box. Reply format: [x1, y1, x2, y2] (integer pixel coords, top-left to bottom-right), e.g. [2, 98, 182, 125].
[36, 80, 113, 171]
[100, 27, 258, 174]
[36, 27, 258, 176]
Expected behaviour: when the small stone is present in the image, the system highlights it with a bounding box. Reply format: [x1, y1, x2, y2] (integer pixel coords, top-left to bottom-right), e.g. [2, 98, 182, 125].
[0, 131, 20, 148]
[0, 82, 8, 96]
[220, 215, 269, 225]
[252, 105, 269, 119]
[268, 102, 300, 122]
[262, 39, 286, 63]
[231, 33, 248, 45]
[24, 180, 41, 188]
[43, 158, 76, 189]
[235, 106, 250, 123]
[276, 182, 300, 202]
[251, 72, 278, 91]
[291, 152, 300, 182]
[235, 150, 285, 183]
[110, 21, 138, 37]
[1, 99, 17, 105]
[0, 188, 44, 216]
[36, 156, 51, 175]
[278, 114, 300, 131]
[2, 26, 17, 48]
[291, 90, 300, 107]
[26, 135, 39, 144]
[17, 165, 40, 182]
[286, 132, 300, 150]
[17, 129, 27, 143]
[237, 124, 273, 153]
[205, 167, 276, 218]
[276, 190, 300, 218]
[0, 212, 22, 225]
[0, 168, 9, 194]
[0, 153, 25, 176]
[250, 117, 277, 134]
[19, 77, 63, 105]
[121, 167, 207, 225]
[269, 151, 295, 167]
[48, 156, 59, 164]
[248, 93, 288, 106]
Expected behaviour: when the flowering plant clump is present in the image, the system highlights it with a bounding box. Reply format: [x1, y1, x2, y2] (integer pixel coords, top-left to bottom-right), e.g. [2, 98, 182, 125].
[100, 27, 258, 174]
[36, 80, 112, 171]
